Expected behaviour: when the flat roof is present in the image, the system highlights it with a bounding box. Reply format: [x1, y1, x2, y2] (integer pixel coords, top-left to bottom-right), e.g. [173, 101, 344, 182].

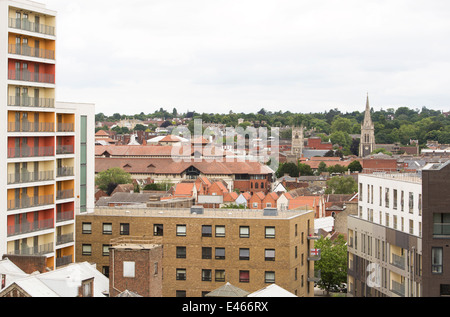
[85, 207, 313, 220]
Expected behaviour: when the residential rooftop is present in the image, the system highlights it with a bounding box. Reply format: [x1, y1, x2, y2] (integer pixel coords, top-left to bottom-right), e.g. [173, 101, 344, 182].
[88, 206, 313, 220]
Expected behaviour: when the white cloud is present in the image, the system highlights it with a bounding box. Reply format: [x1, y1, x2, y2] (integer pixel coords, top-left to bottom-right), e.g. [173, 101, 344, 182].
[44, 0, 450, 115]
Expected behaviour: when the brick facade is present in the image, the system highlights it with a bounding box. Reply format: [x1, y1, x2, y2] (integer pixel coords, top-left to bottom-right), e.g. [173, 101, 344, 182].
[76, 207, 316, 297]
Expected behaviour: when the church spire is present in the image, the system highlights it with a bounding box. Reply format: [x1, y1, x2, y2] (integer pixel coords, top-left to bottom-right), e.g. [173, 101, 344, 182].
[363, 93, 372, 126]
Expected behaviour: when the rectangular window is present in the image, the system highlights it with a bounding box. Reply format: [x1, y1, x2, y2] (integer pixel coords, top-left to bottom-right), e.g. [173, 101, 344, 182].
[202, 225, 212, 237]
[239, 226, 250, 238]
[215, 270, 226, 282]
[82, 244, 92, 256]
[176, 224, 186, 236]
[153, 224, 163, 236]
[385, 188, 389, 208]
[102, 244, 110, 256]
[432, 247, 443, 274]
[265, 249, 275, 261]
[265, 271, 275, 283]
[176, 268, 186, 280]
[176, 246, 186, 259]
[393, 189, 398, 209]
[215, 248, 225, 260]
[215, 225, 225, 237]
[433, 213, 450, 237]
[120, 223, 129, 235]
[123, 261, 135, 278]
[409, 192, 414, 214]
[239, 248, 250, 260]
[202, 247, 212, 259]
[239, 270, 250, 283]
[202, 269, 212, 281]
[265, 226, 275, 238]
[82, 222, 91, 234]
[102, 223, 112, 235]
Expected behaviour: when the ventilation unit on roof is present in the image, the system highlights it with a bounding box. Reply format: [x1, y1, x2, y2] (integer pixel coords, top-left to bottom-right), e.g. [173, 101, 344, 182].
[263, 208, 278, 216]
[190, 206, 204, 214]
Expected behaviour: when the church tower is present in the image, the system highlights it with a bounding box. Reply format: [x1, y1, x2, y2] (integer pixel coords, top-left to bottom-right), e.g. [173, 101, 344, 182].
[291, 125, 304, 159]
[359, 94, 376, 157]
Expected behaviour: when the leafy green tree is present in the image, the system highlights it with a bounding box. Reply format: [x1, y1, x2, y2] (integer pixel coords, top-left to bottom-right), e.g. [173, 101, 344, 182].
[298, 163, 314, 176]
[325, 176, 357, 194]
[316, 161, 327, 175]
[276, 162, 299, 178]
[95, 168, 132, 194]
[348, 160, 363, 172]
[315, 235, 348, 295]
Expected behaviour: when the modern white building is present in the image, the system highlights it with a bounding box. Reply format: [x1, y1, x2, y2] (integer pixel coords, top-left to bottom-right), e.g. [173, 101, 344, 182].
[347, 171, 423, 297]
[0, 0, 95, 269]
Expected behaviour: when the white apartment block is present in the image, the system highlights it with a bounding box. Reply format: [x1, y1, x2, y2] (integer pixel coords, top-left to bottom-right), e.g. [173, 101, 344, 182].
[347, 172, 423, 297]
[0, 0, 94, 270]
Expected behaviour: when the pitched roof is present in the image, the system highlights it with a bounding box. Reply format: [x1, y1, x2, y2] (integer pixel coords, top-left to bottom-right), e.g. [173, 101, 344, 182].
[248, 284, 297, 297]
[205, 282, 249, 297]
[173, 183, 196, 196]
[95, 157, 274, 176]
[288, 196, 320, 210]
[223, 191, 239, 202]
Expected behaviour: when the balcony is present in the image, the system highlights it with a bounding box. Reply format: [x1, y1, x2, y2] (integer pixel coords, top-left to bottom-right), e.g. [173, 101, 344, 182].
[57, 123, 74, 132]
[307, 228, 320, 240]
[8, 70, 55, 84]
[8, 242, 53, 256]
[8, 146, 54, 158]
[7, 218, 54, 237]
[56, 255, 73, 268]
[57, 189, 74, 200]
[8, 18, 55, 36]
[391, 280, 405, 297]
[7, 170, 54, 185]
[57, 166, 74, 177]
[56, 145, 74, 155]
[391, 253, 406, 270]
[8, 44, 55, 60]
[7, 194, 54, 210]
[8, 121, 54, 133]
[56, 210, 74, 222]
[8, 96, 54, 108]
[56, 232, 74, 245]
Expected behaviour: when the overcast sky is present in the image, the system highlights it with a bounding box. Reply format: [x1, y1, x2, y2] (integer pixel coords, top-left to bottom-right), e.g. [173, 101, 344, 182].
[44, 0, 450, 116]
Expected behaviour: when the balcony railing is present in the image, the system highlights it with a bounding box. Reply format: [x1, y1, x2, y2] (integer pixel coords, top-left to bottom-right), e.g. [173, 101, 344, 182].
[57, 189, 74, 200]
[8, 70, 55, 84]
[8, 242, 54, 256]
[57, 123, 74, 132]
[56, 210, 74, 222]
[307, 228, 320, 240]
[308, 269, 321, 282]
[57, 232, 74, 245]
[391, 253, 406, 270]
[7, 170, 54, 185]
[7, 218, 54, 236]
[57, 166, 74, 177]
[8, 44, 55, 60]
[8, 146, 54, 158]
[56, 145, 74, 155]
[8, 121, 54, 133]
[7, 194, 54, 210]
[8, 96, 54, 108]
[391, 280, 405, 297]
[8, 18, 55, 36]
[56, 255, 73, 267]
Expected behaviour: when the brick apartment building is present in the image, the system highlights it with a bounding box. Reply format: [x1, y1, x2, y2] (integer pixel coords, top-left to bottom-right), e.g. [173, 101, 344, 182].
[76, 206, 318, 297]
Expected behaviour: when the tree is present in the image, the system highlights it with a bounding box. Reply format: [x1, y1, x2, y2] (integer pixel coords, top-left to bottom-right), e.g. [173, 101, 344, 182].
[276, 162, 299, 178]
[95, 168, 132, 194]
[316, 161, 327, 175]
[348, 160, 363, 172]
[298, 163, 314, 176]
[325, 176, 357, 194]
[315, 235, 348, 295]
